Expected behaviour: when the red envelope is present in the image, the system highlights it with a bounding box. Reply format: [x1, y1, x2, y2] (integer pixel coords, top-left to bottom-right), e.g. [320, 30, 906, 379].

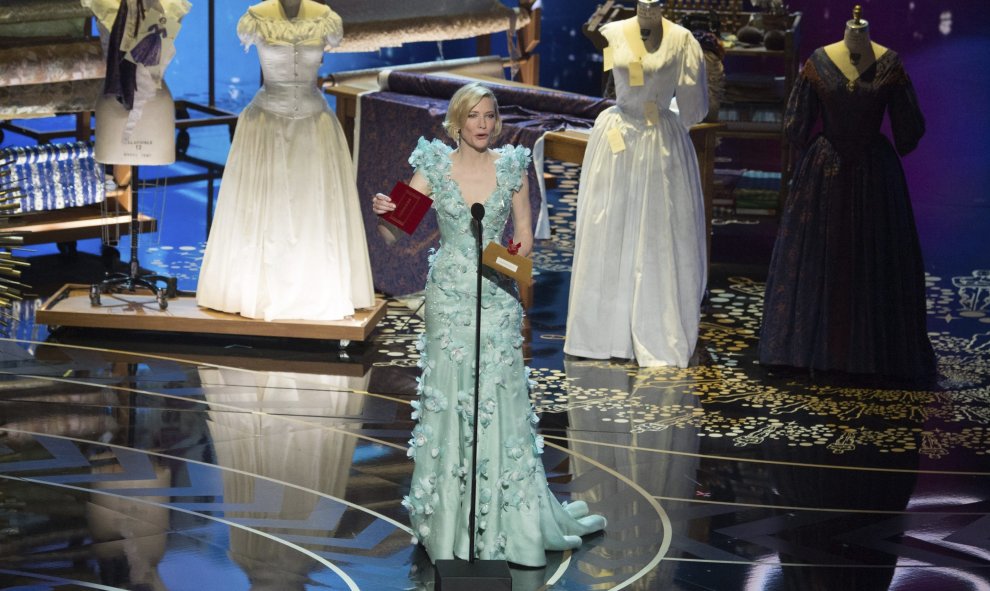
[382, 181, 433, 235]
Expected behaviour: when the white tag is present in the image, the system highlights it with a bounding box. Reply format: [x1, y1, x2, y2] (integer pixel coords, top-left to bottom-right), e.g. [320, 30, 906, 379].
[644, 101, 660, 125]
[495, 257, 519, 273]
[628, 60, 644, 86]
[606, 128, 626, 153]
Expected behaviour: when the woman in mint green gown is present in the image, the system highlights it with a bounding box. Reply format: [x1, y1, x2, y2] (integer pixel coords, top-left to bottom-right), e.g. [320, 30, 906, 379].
[373, 83, 606, 567]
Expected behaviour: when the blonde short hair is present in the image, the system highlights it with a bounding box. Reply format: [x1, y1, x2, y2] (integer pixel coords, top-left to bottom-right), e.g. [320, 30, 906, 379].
[442, 83, 502, 143]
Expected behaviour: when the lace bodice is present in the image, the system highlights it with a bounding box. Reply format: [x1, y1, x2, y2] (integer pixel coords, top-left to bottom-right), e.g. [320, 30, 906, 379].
[410, 138, 531, 311]
[237, 4, 343, 118]
[601, 17, 708, 126]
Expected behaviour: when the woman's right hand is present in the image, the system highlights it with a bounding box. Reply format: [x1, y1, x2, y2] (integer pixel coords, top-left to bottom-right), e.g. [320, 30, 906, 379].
[372, 192, 395, 216]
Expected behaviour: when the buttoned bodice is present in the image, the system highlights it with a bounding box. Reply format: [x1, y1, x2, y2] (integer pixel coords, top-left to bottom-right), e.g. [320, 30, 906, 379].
[252, 44, 326, 117]
[236, 3, 343, 118]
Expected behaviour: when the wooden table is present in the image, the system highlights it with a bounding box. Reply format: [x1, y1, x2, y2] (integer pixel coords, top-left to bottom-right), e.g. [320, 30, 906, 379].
[324, 81, 724, 262]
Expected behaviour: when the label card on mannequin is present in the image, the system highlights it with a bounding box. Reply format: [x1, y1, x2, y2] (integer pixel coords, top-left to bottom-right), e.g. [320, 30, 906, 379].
[628, 60, 645, 86]
[624, 20, 646, 59]
[644, 101, 660, 126]
[603, 46, 614, 71]
[606, 128, 626, 153]
[94, 86, 177, 166]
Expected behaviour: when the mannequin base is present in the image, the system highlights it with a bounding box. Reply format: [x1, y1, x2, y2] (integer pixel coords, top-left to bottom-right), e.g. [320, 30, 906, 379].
[435, 559, 512, 591]
[36, 284, 387, 342]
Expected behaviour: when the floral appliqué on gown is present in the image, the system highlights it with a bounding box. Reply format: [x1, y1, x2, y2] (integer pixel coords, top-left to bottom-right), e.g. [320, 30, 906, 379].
[402, 138, 605, 567]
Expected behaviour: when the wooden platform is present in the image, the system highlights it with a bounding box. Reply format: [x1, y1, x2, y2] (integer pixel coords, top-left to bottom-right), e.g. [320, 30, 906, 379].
[36, 284, 388, 342]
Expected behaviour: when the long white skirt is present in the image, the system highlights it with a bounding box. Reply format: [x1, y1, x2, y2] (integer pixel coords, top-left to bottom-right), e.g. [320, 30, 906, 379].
[565, 107, 707, 367]
[197, 104, 374, 321]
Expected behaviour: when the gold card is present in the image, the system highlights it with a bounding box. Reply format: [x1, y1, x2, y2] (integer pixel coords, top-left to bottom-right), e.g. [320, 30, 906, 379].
[482, 242, 533, 285]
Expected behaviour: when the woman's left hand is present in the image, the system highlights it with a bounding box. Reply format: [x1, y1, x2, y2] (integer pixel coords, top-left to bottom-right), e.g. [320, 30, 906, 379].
[372, 192, 395, 215]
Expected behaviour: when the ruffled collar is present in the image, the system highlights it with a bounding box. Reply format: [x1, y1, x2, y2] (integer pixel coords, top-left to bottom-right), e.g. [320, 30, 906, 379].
[238, 1, 343, 47]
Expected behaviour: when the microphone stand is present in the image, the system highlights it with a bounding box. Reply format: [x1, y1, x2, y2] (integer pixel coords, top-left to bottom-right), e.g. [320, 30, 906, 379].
[469, 202, 484, 563]
[433, 203, 512, 590]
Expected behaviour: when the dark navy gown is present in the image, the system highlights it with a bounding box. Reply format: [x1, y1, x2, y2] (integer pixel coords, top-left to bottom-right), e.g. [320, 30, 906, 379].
[759, 48, 936, 382]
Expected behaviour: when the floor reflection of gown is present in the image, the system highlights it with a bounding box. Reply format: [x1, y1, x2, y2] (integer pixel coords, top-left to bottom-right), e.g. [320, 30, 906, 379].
[760, 439, 917, 591]
[565, 18, 708, 367]
[760, 49, 935, 381]
[402, 140, 604, 568]
[201, 368, 371, 590]
[196, 3, 374, 321]
[563, 359, 696, 588]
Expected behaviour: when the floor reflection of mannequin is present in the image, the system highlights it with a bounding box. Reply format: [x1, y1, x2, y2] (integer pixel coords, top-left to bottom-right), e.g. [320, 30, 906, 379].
[562, 359, 700, 587]
[0, 380, 170, 589]
[88, 458, 171, 591]
[200, 368, 370, 589]
[757, 438, 917, 590]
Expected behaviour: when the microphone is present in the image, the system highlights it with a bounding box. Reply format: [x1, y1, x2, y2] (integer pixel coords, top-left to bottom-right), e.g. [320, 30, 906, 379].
[471, 203, 485, 243]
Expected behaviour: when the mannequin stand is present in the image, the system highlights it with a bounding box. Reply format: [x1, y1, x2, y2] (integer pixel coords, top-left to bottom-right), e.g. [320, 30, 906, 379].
[90, 165, 177, 310]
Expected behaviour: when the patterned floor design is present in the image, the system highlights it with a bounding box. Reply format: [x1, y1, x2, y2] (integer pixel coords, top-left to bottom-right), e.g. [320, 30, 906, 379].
[1, 160, 988, 590]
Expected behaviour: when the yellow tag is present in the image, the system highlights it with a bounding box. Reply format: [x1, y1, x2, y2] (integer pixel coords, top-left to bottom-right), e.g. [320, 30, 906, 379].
[603, 46, 614, 72]
[606, 128, 625, 153]
[628, 60, 644, 86]
[623, 19, 646, 59]
[644, 101, 660, 126]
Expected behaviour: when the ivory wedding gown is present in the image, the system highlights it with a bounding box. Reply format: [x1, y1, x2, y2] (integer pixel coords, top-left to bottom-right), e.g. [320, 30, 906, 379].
[197, 2, 373, 321]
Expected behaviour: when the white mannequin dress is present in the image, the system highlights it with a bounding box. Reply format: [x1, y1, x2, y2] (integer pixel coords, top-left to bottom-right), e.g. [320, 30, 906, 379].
[565, 17, 708, 367]
[197, 1, 374, 321]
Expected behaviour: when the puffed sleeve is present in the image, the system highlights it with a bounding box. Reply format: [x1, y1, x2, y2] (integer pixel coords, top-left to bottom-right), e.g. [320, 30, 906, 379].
[321, 7, 344, 48]
[236, 11, 260, 49]
[504, 145, 532, 193]
[887, 58, 925, 156]
[675, 32, 709, 127]
[784, 60, 821, 149]
[408, 137, 450, 193]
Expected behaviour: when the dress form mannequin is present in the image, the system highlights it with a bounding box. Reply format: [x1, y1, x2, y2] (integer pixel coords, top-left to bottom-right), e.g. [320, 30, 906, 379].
[250, 0, 322, 21]
[823, 5, 888, 85]
[94, 87, 176, 165]
[196, 0, 374, 321]
[637, 0, 664, 53]
[279, 0, 301, 19]
[567, 2, 708, 367]
[759, 5, 935, 381]
[86, 0, 186, 165]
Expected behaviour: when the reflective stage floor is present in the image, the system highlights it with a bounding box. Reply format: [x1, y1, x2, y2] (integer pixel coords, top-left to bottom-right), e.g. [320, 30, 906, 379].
[2, 160, 989, 591]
